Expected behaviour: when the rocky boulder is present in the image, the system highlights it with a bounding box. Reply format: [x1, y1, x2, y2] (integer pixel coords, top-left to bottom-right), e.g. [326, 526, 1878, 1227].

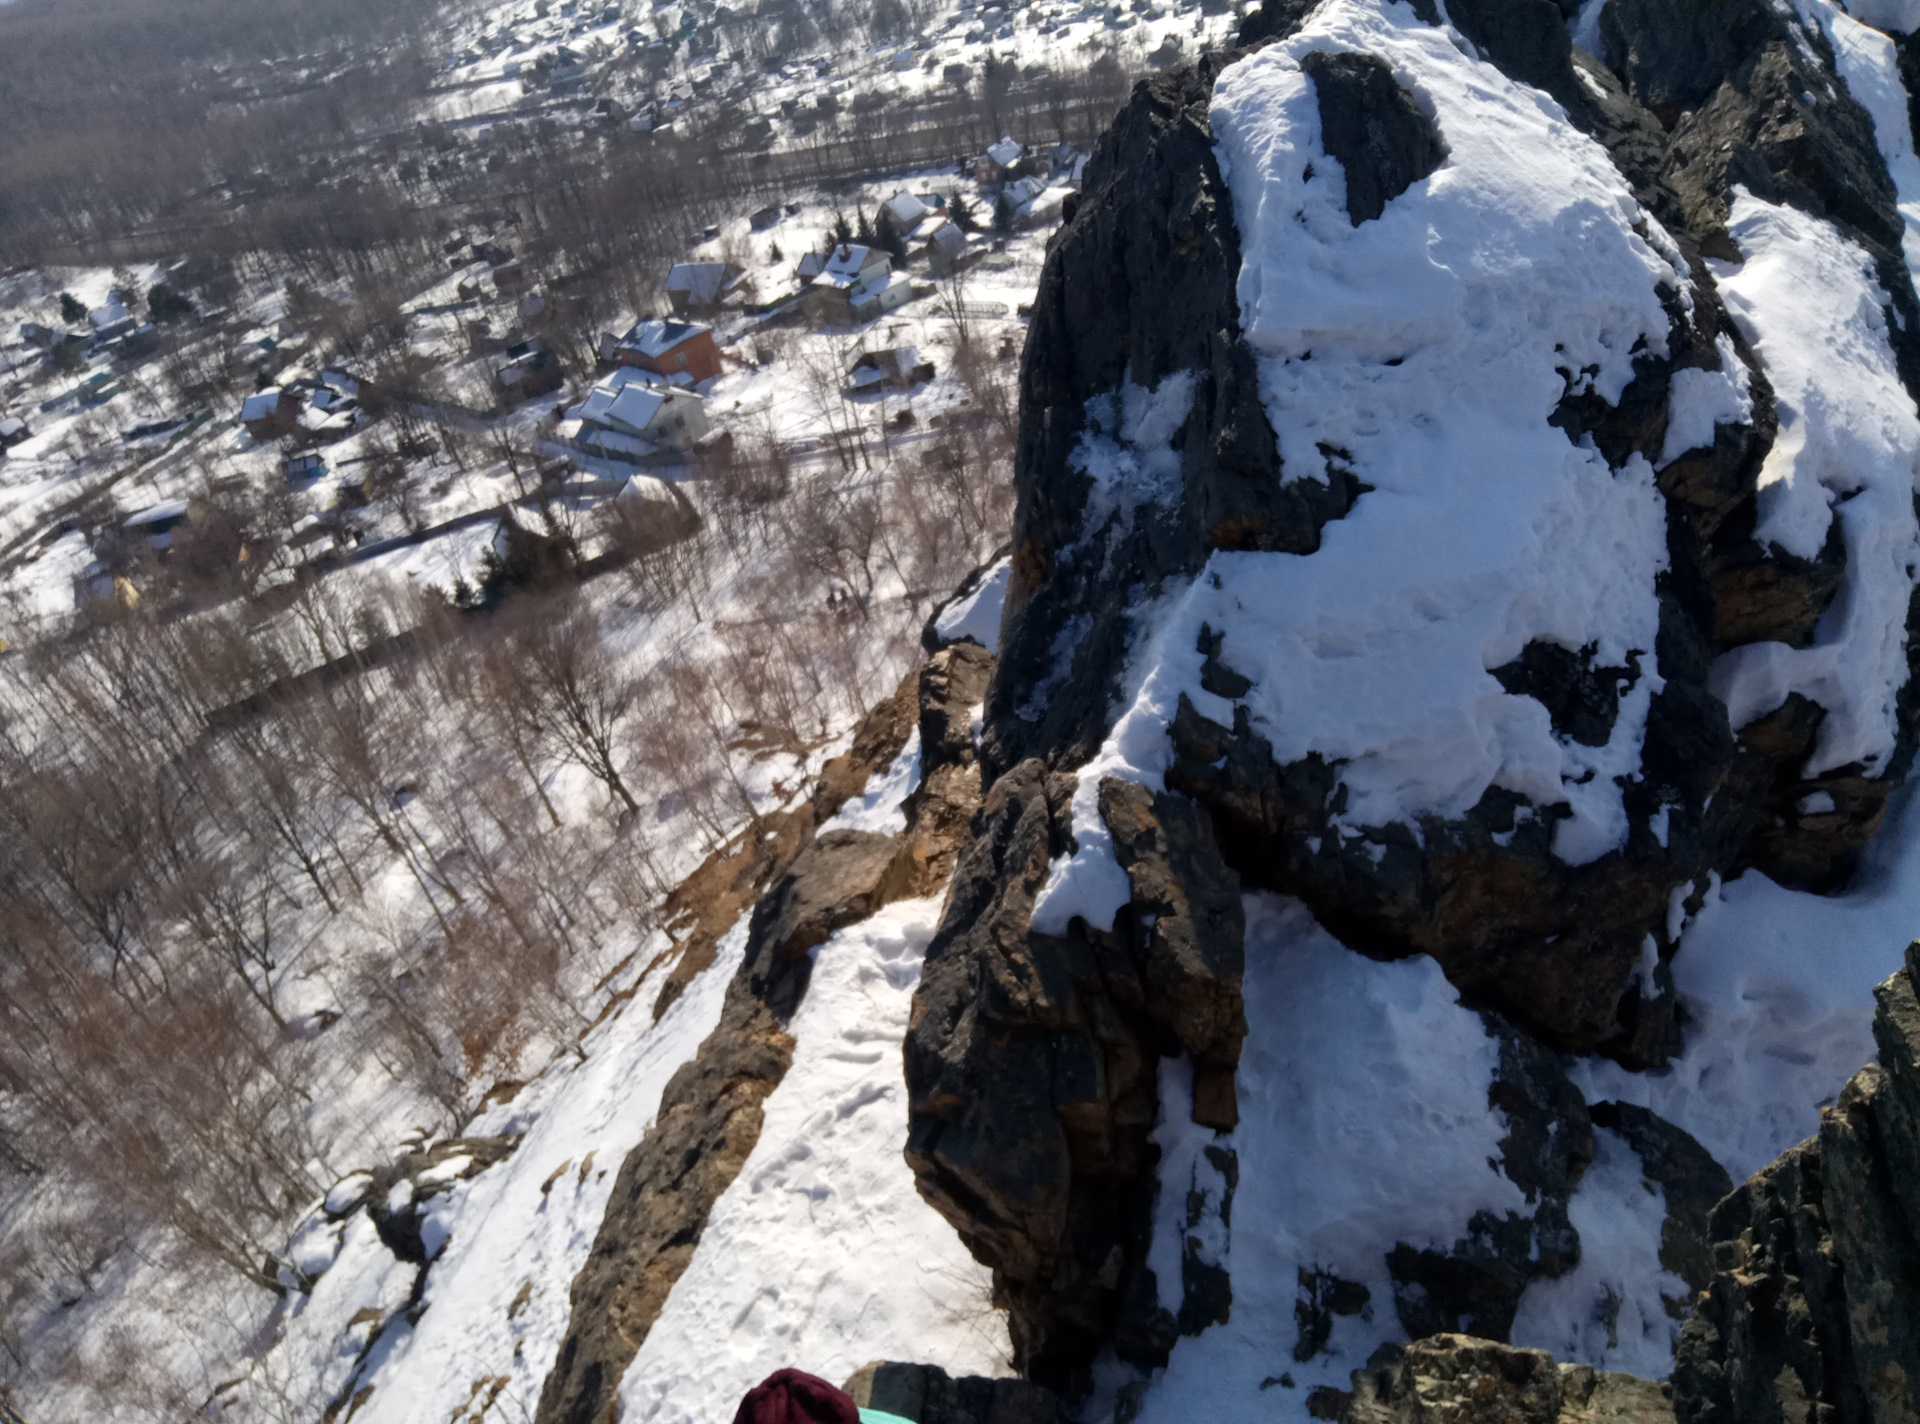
[366, 1135, 518, 1265]
[1340, 1335, 1675, 1424]
[843, 1360, 1064, 1424]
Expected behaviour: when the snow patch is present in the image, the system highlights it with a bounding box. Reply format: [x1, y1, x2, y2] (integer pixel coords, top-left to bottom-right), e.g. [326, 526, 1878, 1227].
[1071, 369, 1198, 554]
[345, 919, 752, 1424]
[1189, 0, 1675, 849]
[1842, 0, 1920, 33]
[820, 727, 923, 834]
[1574, 783, 1920, 1181]
[617, 897, 1009, 1422]
[1129, 895, 1524, 1420]
[1706, 190, 1920, 779]
[933, 557, 1012, 652]
[1509, 1127, 1689, 1378]
[1659, 335, 1753, 468]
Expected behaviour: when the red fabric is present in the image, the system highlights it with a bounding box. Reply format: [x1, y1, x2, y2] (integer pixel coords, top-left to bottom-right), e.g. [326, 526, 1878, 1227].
[731, 1369, 861, 1424]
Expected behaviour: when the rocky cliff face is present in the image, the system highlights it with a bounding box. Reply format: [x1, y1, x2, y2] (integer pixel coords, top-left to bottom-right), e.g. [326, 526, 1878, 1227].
[906, 0, 1920, 1396]
[1673, 946, 1920, 1424]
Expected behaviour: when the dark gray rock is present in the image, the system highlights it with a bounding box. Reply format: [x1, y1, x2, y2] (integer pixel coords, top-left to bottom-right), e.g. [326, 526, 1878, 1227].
[844, 1360, 1065, 1424]
[1386, 1015, 1593, 1342]
[1299, 50, 1444, 225]
[366, 1136, 518, 1265]
[920, 641, 995, 776]
[1673, 946, 1920, 1424]
[905, 760, 1246, 1391]
[743, 828, 901, 1020]
[909, 0, 1920, 1396]
[987, 57, 1363, 783]
[1490, 642, 1642, 750]
[1296, 1270, 1373, 1363]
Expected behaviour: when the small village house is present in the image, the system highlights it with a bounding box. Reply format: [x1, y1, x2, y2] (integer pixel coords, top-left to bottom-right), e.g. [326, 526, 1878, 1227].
[123, 499, 192, 552]
[560, 369, 710, 463]
[805, 244, 905, 325]
[613, 318, 723, 383]
[925, 221, 976, 278]
[974, 135, 1024, 186]
[663, 261, 747, 317]
[880, 191, 932, 238]
[608, 472, 701, 550]
[89, 299, 137, 343]
[845, 346, 933, 393]
[0, 416, 29, 450]
[497, 339, 566, 401]
[240, 387, 303, 441]
[283, 452, 326, 483]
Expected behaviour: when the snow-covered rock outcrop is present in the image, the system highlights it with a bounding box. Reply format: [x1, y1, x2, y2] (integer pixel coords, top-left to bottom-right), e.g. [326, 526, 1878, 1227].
[908, 0, 1920, 1404]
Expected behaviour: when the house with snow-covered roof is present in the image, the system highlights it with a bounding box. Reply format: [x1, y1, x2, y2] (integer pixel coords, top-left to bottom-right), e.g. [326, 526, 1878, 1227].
[924, 220, 978, 278]
[123, 499, 192, 552]
[845, 346, 932, 393]
[614, 318, 722, 383]
[975, 134, 1024, 185]
[881, 191, 932, 236]
[805, 245, 904, 325]
[663, 261, 748, 317]
[89, 299, 136, 341]
[240, 387, 303, 442]
[560, 368, 709, 462]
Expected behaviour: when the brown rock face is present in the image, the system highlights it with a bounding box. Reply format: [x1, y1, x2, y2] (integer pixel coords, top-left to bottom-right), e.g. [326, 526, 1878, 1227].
[536, 989, 796, 1424]
[1672, 946, 1920, 1424]
[1340, 1335, 1675, 1424]
[905, 762, 1247, 1389]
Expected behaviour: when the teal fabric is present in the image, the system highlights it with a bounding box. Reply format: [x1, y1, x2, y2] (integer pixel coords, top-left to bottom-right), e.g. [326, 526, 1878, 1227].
[858, 1411, 915, 1424]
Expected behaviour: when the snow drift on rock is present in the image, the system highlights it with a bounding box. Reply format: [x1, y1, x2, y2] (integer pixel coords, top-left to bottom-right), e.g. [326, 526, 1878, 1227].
[616, 897, 1008, 1423]
[1208, 0, 1679, 850]
[1706, 190, 1920, 779]
[1036, 0, 1684, 932]
[1127, 894, 1525, 1420]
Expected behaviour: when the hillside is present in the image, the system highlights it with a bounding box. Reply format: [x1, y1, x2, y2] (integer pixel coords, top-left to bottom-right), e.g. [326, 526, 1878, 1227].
[8, 0, 1920, 1420]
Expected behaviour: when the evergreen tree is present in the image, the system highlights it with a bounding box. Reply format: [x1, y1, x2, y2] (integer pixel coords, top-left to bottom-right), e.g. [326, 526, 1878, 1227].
[873, 215, 908, 262]
[147, 282, 195, 325]
[58, 291, 86, 325]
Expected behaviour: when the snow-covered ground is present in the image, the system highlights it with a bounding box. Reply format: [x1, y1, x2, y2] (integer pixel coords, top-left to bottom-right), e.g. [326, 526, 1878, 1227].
[618, 898, 1008, 1424]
